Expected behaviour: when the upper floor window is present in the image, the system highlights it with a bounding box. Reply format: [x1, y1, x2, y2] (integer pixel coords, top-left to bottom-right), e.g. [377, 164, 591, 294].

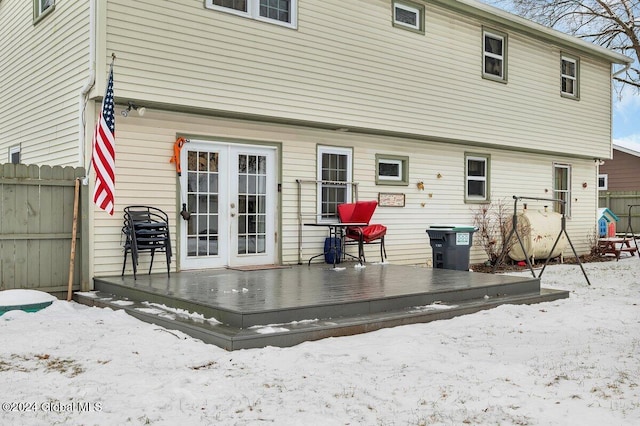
[317, 146, 353, 222]
[553, 163, 571, 217]
[465, 154, 490, 202]
[34, 0, 55, 23]
[9, 145, 21, 164]
[205, 0, 297, 29]
[392, 1, 425, 34]
[483, 29, 507, 82]
[561, 55, 579, 99]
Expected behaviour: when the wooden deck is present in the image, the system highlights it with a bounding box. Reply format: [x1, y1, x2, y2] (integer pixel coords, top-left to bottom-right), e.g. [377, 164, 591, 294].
[75, 263, 569, 350]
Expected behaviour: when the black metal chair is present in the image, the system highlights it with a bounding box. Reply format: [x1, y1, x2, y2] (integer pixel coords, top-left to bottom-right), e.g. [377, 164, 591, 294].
[122, 206, 172, 279]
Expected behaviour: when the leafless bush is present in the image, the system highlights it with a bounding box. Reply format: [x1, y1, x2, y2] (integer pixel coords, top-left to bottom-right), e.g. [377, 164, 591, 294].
[471, 199, 526, 266]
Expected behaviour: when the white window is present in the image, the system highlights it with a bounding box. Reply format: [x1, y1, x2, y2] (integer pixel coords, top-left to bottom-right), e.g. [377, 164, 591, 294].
[553, 163, 571, 217]
[34, 0, 54, 21]
[9, 145, 20, 164]
[205, 0, 297, 28]
[376, 154, 409, 185]
[466, 155, 489, 202]
[393, 2, 424, 32]
[317, 146, 353, 222]
[598, 174, 608, 191]
[483, 30, 506, 81]
[561, 55, 579, 98]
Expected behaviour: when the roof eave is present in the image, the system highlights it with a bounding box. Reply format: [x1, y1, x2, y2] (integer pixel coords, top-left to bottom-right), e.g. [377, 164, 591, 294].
[430, 0, 633, 65]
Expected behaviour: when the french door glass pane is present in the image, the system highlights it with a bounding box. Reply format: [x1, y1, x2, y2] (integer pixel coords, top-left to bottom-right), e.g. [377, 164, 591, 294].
[237, 154, 267, 254]
[187, 150, 219, 257]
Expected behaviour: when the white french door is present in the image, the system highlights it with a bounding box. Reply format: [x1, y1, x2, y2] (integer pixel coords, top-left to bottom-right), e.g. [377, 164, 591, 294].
[179, 141, 277, 269]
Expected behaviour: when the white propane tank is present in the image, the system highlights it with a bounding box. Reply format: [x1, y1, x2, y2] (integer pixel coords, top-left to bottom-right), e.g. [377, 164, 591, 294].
[508, 209, 567, 262]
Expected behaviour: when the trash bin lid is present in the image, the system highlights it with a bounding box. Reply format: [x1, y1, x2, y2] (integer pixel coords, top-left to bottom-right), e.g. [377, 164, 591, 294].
[428, 224, 477, 232]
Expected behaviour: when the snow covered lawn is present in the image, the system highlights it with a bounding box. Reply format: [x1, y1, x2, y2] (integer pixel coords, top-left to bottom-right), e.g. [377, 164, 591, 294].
[1, 259, 639, 425]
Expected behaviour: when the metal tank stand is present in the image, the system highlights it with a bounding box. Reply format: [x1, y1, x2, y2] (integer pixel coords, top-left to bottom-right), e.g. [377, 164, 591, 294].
[623, 205, 640, 259]
[492, 196, 591, 286]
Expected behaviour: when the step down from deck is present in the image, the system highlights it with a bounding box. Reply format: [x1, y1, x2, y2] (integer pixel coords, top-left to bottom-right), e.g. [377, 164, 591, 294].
[76, 264, 569, 350]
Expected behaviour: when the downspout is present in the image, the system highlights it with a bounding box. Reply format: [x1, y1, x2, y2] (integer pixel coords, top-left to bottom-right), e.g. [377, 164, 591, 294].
[77, 0, 96, 292]
[612, 61, 631, 78]
[79, 0, 96, 176]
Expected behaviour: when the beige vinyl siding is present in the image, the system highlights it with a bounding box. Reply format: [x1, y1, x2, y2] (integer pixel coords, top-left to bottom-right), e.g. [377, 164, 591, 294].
[103, 0, 614, 160]
[0, 0, 89, 166]
[94, 108, 597, 276]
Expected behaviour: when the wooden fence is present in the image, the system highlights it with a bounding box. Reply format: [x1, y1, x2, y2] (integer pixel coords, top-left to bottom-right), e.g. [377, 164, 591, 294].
[0, 164, 88, 294]
[598, 191, 640, 235]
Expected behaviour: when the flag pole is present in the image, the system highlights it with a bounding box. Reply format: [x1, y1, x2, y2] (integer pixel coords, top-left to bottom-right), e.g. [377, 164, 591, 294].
[90, 53, 117, 215]
[85, 53, 116, 181]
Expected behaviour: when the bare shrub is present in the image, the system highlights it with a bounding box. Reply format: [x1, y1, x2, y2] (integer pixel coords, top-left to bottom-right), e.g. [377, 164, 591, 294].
[471, 199, 527, 266]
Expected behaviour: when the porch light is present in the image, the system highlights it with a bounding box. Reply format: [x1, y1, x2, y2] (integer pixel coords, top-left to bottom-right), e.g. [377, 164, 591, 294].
[121, 102, 146, 117]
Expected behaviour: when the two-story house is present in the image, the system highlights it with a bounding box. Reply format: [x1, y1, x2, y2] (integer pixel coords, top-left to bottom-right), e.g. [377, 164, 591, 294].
[0, 0, 631, 279]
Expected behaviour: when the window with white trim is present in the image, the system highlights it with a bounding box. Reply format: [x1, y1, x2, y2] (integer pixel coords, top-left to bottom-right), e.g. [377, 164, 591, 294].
[376, 154, 409, 185]
[553, 163, 571, 216]
[598, 174, 608, 191]
[9, 145, 21, 164]
[392, 1, 424, 33]
[561, 55, 579, 98]
[483, 29, 507, 81]
[465, 154, 489, 202]
[34, 0, 54, 22]
[317, 146, 353, 222]
[205, 0, 297, 28]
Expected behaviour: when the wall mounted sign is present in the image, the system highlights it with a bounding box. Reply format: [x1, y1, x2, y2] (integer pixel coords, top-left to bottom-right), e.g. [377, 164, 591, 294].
[378, 192, 405, 207]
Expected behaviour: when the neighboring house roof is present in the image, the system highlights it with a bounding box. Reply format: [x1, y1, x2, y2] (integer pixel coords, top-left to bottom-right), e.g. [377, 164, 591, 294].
[438, 0, 632, 66]
[613, 143, 640, 158]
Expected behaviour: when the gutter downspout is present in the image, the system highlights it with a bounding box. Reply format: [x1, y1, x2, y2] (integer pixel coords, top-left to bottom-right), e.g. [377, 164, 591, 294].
[79, 0, 96, 179]
[77, 0, 96, 292]
[612, 61, 631, 78]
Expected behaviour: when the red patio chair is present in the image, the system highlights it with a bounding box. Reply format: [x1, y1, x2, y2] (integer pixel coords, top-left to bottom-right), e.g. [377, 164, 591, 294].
[337, 200, 387, 263]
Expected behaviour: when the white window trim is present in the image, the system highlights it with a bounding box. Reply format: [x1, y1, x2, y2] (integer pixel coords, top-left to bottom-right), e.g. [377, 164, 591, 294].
[483, 30, 505, 81]
[378, 158, 403, 181]
[393, 2, 421, 31]
[317, 146, 353, 223]
[598, 174, 608, 191]
[9, 145, 20, 164]
[205, 0, 298, 29]
[561, 55, 578, 97]
[34, 0, 54, 22]
[466, 155, 488, 201]
[553, 163, 572, 217]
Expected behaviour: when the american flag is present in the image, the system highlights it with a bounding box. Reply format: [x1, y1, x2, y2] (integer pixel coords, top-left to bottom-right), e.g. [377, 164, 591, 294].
[92, 66, 116, 215]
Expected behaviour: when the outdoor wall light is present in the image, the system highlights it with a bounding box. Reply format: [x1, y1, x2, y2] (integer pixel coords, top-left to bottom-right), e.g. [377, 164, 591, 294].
[121, 102, 146, 117]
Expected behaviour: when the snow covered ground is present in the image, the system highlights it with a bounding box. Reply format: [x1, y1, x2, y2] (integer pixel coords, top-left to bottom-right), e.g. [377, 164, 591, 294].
[1, 258, 639, 425]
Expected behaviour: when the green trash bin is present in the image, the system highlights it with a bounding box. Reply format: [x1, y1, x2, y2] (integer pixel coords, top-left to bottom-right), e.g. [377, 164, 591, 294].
[426, 225, 477, 270]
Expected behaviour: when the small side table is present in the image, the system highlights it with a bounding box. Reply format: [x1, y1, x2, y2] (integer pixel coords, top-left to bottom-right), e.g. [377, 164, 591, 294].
[304, 222, 367, 267]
